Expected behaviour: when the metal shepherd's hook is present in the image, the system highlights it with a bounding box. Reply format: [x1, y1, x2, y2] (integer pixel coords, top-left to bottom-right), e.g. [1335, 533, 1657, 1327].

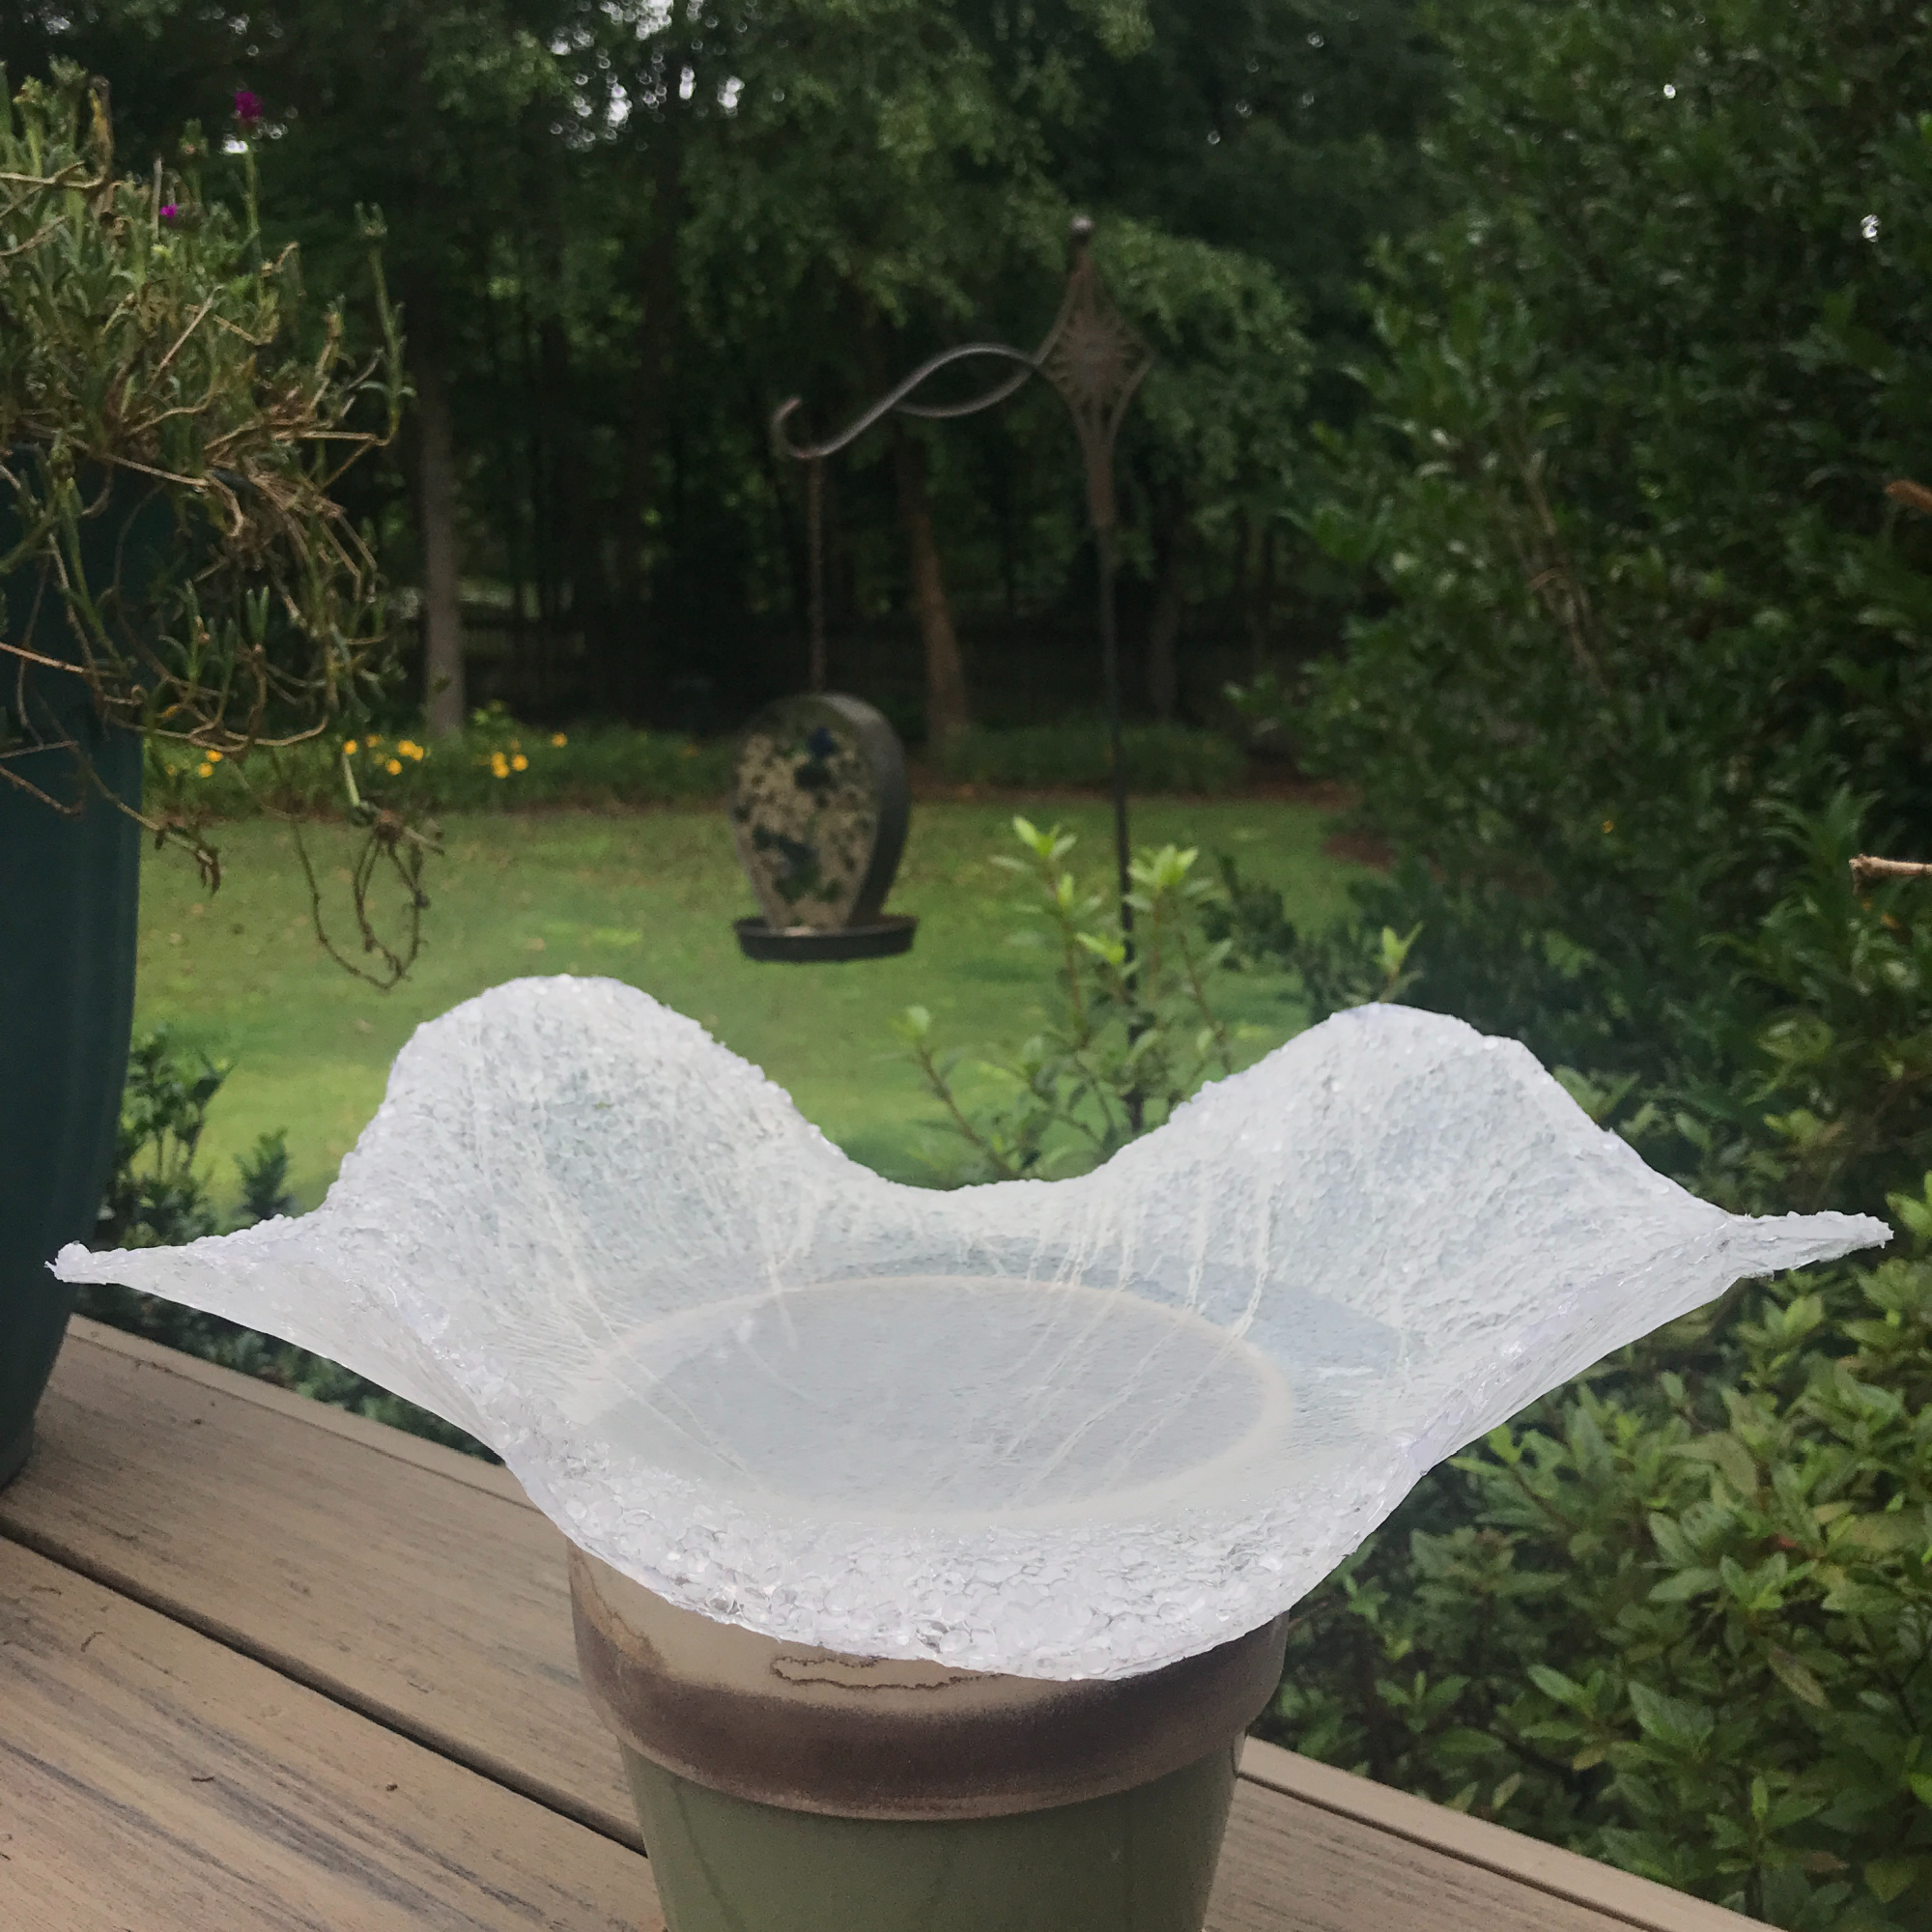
[772, 215, 1155, 952]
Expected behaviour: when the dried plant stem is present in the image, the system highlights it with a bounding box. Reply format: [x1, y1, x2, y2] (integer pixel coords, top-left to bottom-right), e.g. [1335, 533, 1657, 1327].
[1851, 854, 1932, 893]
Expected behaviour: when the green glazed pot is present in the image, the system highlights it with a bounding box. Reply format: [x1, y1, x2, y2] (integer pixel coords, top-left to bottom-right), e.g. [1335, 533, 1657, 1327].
[569, 1548, 1286, 1932]
[621, 1737, 1237, 1932]
[0, 488, 153, 1491]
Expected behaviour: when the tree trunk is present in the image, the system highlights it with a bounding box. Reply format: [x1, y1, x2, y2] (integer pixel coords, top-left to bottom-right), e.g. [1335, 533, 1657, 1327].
[413, 346, 466, 737]
[1146, 509, 1187, 723]
[612, 3, 691, 721]
[890, 425, 971, 746]
[1245, 515, 1276, 679]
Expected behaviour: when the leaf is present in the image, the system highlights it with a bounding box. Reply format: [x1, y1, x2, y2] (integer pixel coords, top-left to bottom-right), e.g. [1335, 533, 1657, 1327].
[1764, 1646, 1830, 1710]
[1672, 1433, 1758, 1497]
[1647, 1512, 1698, 1566]
[1527, 1663, 1584, 1708]
[1821, 1580, 1901, 1618]
[1649, 1566, 1721, 1603]
[1838, 1511, 1932, 1556]
[1627, 1682, 1714, 1751]
[1864, 1859, 1920, 1905]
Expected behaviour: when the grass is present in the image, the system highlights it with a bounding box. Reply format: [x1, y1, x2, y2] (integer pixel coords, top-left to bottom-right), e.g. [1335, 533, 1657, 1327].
[134, 798, 1370, 1208]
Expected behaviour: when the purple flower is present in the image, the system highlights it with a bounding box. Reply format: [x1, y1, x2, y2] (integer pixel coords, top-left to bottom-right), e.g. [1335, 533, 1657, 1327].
[234, 88, 264, 128]
[159, 202, 180, 223]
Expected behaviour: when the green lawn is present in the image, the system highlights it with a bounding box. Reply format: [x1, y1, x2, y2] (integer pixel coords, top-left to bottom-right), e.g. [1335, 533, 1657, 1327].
[135, 798, 1369, 1208]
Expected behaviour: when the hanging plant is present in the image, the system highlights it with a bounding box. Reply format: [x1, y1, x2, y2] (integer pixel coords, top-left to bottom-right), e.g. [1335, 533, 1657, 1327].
[0, 63, 430, 983]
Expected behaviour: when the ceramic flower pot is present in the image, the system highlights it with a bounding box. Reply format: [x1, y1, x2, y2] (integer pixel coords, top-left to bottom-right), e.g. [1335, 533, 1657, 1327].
[569, 1547, 1286, 1932]
[0, 526, 144, 1490]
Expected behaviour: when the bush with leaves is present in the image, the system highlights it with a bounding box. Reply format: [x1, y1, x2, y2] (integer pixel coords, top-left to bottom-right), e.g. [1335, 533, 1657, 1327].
[1262, 1178, 1932, 1929]
[897, 815, 1249, 1181]
[1234, 0, 1932, 1112]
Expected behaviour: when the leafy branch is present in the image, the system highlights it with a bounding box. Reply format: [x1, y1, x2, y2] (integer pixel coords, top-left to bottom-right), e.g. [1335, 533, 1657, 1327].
[895, 815, 1248, 1181]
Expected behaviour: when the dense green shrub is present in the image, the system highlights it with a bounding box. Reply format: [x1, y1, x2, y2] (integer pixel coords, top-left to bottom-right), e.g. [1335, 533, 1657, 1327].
[933, 723, 1246, 795]
[1221, 0, 1932, 1905]
[1255, 0, 1932, 1108]
[1261, 1198, 1932, 1930]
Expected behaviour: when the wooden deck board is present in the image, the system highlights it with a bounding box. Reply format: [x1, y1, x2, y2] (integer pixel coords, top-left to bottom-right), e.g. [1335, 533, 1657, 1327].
[0, 1320, 639, 1846]
[0, 1321, 1759, 1931]
[1210, 1773, 1644, 1932]
[1235, 1743, 1742, 1932]
[0, 1536, 659, 1932]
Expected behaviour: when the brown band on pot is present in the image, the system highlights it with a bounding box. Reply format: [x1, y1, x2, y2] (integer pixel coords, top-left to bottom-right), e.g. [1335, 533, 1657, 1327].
[568, 1548, 1287, 1821]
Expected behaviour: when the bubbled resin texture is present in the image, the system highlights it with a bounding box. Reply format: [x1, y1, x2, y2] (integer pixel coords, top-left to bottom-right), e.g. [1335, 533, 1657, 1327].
[57, 979, 1885, 1681]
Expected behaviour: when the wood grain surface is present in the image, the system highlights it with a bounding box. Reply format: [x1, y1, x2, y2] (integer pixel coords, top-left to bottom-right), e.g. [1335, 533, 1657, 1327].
[1210, 1774, 1652, 1932]
[0, 1322, 1763, 1932]
[0, 1537, 661, 1932]
[0, 1320, 639, 1845]
[1236, 1742, 1751, 1932]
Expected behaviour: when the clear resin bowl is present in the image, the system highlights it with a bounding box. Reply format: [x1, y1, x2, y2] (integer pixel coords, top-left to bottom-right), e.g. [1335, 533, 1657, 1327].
[56, 979, 1884, 1679]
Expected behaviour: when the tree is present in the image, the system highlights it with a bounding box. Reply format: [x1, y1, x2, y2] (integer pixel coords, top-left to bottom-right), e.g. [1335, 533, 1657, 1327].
[1295, 0, 1932, 1087]
[3, 0, 1441, 739]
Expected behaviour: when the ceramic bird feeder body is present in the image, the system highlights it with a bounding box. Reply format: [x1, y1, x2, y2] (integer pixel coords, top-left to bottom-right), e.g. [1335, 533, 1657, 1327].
[730, 692, 915, 962]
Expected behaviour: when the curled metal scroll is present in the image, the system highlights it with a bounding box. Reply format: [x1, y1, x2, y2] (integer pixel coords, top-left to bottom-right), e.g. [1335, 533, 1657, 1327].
[774, 343, 1040, 698]
[772, 220, 1154, 540]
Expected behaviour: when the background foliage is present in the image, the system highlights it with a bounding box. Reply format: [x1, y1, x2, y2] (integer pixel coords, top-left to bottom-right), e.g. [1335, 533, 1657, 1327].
[0, 0, 1438, 739]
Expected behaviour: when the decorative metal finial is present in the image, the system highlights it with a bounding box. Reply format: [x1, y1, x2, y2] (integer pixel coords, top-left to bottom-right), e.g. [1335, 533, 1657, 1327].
[1037, 217, 1154, 532]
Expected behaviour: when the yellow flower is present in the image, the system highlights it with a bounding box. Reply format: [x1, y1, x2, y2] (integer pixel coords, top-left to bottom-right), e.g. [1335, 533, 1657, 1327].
[399, 739, 425, 761]
[343, 738, 359, 756]
[491, 753, 510, 779]
[511, 753, 528, 772]
[1602, 818, 1614, 834]
[551, 732, 568, 748]
[368, 734, 383, 747]
[386, 757, 403, 775]
[196, 762, 214, 779]
[205, 747, 223, 763]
